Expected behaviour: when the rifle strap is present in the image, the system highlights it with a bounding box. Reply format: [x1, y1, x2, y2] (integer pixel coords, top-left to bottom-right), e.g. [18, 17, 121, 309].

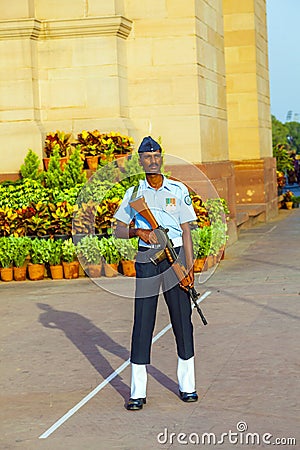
[129, 184, 139, 238]
[130, 184, 139, 202]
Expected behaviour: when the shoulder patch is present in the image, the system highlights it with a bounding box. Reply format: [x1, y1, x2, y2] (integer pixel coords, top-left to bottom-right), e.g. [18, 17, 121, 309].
[184, 194, 192, 205]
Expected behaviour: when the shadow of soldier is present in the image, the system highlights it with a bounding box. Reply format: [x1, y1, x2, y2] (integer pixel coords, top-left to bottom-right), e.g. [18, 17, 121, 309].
[37, 303, 130, 402]
[37, 303, 179, 402]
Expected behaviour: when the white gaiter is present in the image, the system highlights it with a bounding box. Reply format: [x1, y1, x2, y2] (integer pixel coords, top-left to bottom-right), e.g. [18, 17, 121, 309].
[177, 356, 196, 393]
[131, 363, 147, 399]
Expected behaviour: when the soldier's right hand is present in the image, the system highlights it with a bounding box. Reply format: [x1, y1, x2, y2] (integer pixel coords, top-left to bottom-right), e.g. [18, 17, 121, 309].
[137, 229, 158, 244]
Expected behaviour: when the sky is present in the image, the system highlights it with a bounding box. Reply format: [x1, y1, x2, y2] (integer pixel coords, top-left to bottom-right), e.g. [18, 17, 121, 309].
[266, 0, 300, 123]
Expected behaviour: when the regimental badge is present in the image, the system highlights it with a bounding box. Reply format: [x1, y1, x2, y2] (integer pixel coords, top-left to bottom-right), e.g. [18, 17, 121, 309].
[184, 194, 192, 205]
[165, 198, 176, 211]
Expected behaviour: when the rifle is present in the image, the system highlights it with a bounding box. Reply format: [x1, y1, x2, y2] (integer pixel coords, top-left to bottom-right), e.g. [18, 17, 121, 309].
[129, 196, 208, 325]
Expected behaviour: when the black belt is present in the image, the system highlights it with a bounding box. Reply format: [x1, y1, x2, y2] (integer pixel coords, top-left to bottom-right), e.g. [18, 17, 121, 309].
[137, 246, 180, 265]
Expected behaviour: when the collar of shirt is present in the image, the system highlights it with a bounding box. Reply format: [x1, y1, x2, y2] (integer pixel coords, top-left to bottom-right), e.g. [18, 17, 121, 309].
[139, 175, 172, 192]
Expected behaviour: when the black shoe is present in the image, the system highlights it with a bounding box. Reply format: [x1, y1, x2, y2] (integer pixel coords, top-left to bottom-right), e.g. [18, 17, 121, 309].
[126, 397, 146, 410]
[179, 391, 198, 402]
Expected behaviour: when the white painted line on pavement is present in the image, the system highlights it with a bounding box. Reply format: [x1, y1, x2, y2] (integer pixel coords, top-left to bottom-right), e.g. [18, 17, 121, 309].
[264, 225, 277, 234]
[39, 290, 211, 439]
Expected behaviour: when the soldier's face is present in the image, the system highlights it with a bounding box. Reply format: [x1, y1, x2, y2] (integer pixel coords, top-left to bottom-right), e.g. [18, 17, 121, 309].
[139, 151, 163, 174]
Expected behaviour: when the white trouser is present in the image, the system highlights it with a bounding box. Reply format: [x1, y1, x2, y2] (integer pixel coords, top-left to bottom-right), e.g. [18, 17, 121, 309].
[130, 356, 195, 399]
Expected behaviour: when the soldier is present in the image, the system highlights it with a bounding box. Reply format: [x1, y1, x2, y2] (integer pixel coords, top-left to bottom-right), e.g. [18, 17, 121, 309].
[114, 136, 198, 410]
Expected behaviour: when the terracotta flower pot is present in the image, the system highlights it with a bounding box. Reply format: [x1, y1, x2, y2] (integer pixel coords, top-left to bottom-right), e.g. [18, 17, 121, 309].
[13, 266, 27, 281]
[43, 157, 50, 171]
[193, 258, 205, 273]
[121, 260, 136, 277]
[85, 155, 99, 171]
[0, 267, 13, 282]
[50, 264, 64, 280]
[62, 261, 79, 279]
[114, 154, 129, 170]
[43, 156, 68, 171]
[104, 263, 118, 277]
[59, 157, 68, 170]
[203, 255, 215, 271]
[28, 263, 45, 281]
[87, 263, 102, 278]
[216, 246, 225, 262]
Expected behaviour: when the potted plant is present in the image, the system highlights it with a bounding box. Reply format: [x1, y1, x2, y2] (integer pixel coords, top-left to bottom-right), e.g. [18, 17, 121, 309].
[44, 131, 72, 170]
[28, 238, 50, 280]
[43, 147, 65, 190]
[210, 219, 228, 264]
[61, 238, 79, 279]
[60, 145, 87, 189]
[76, 235, 103, 277]
[114, 237, 138, 277]
[0, 236, 14, 281]
[25, 202, 51, 238]
[100, 132, 134, 156]
[72, 200, 98, 240]
[276, 170, 286, 195]
[292, 195, 300, 208]
[191, 225, 214, 272]
[0, 207, 16, 237]
[191, 227, 209, 273]
[204, 198, 230, 224]
[282, 190, 295, 209]
[81, 144, 99, 170]
[48, 201, 73, 239]
[75, 130, 101, 170]
[204, 198, 229, 263]
[100, 132, 134, 170]
[48, 239, 64, 279]
[12, 236, 31, 281]
[190, 194, 210, 228]
[99, 236, 121, 277]
[95, 199, 121, 236]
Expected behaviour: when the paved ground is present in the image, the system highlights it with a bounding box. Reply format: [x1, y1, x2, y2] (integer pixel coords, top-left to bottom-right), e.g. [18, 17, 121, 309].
[0, 209, 299, 450]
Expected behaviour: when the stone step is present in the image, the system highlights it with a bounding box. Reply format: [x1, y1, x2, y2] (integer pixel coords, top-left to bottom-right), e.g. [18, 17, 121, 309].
[236, 203, 266, 229]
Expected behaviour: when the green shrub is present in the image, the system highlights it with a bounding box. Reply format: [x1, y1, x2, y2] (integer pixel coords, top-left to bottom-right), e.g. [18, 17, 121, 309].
[210, 220, 228, 255]
[61, 145, 87, 189]
[20, 149, 43, 182]
[204, 198, 230, 223]
[29, 238, 50, 264]
[114, 237, 138, 261]
[191, 226, 212, 259]
[12, 236, 31, 267]
[61, 238, 77, 263]
[0, 180, 49, 209]
[76, 235, 102, 265]
[48, 239, 63, 266]
[99, 236, 121, 264]
[77, 176, 114, 205]
[43, 147, 64, 190]
[273, 143, 294, 172]
[0, 236, 15, 267]
[50, 185, 84, 205]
